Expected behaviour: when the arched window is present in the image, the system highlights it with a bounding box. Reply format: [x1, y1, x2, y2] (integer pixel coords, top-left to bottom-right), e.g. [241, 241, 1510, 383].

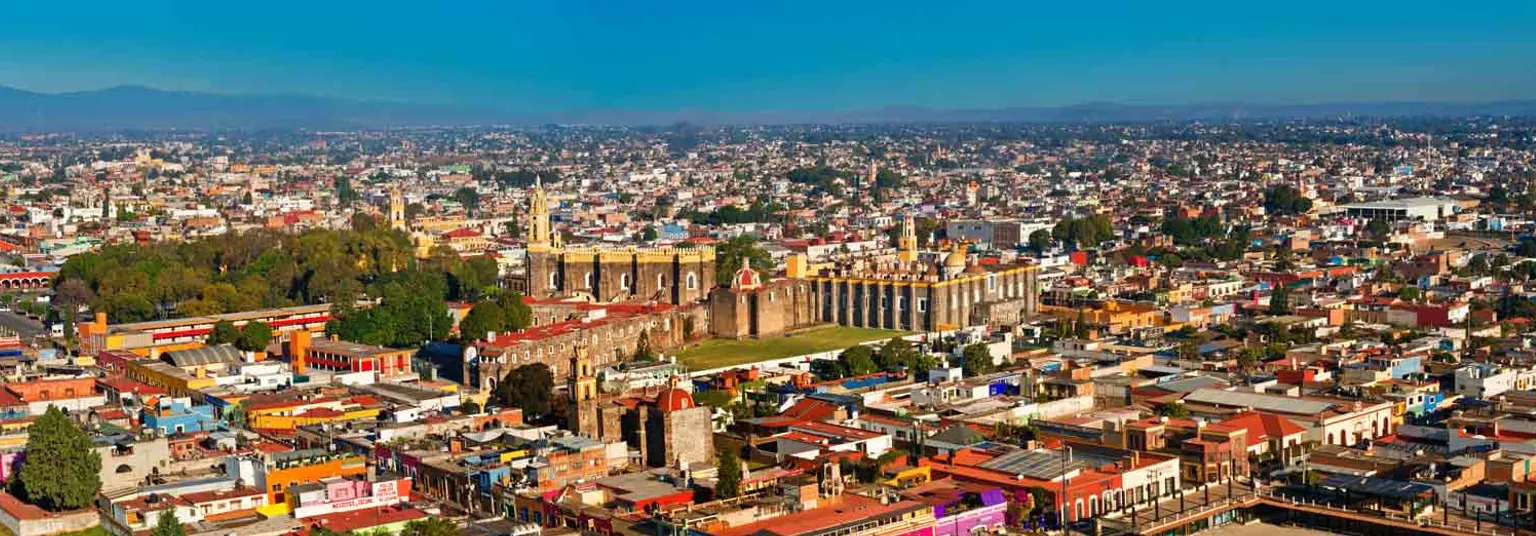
[1328, 432, 1335, 445]
[1089, 496, 1099, 516]
[620, 273, 631, 291]
[686, 272, 698, 290]
[549, 272, 559, 290]
[657, 273, 666, 289]
[583, 272, 593, 289]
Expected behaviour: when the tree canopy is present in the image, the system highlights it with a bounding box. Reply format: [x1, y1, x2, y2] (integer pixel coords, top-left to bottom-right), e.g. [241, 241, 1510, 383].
[151, 509, 186, 536]
[1051, 215, 1115, 249]
[1263, 185, 1313, 216]
[12, 406, 102, 511]
[961, 343, 995, 376]
[497, 364, 554, 416]
[401, 517, 459, 536]
[714, 235, 773, 282]
[715, 448, 743, 499]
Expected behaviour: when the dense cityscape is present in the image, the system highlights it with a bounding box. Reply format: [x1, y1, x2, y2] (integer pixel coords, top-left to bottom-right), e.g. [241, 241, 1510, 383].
[0, 116, 1531, 536]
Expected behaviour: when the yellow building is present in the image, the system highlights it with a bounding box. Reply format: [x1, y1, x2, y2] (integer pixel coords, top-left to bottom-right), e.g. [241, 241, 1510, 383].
[247, 396, 384, 431]
[1038, 300, 1165, 336]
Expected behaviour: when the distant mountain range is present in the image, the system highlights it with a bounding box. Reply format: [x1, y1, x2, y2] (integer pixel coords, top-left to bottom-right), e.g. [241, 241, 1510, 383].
[3, 85, 1536, 131]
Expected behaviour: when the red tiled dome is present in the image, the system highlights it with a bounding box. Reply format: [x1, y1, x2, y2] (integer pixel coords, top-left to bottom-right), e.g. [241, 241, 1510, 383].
[656, 388, 695, 412]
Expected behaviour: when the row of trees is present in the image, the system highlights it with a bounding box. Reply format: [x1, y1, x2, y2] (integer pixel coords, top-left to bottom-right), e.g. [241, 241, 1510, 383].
[457, 291, 535, 343]
[54, 219, 513, 351]
[207, 320, 274, 351]
[811, 339, 996, 380]
[1049, 215, 1116, 249]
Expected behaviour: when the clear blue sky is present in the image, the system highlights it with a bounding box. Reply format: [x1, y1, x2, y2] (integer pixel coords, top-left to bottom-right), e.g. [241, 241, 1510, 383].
[2, 0, 1534, 112]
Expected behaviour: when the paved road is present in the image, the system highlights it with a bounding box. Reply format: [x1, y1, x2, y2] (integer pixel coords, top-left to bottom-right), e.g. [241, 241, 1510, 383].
[0, 310, 47, 339]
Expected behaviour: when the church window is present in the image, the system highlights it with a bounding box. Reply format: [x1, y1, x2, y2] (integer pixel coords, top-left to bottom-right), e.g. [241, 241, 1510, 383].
[917, 298, 928, 312]
[583, 272, 593, 289]
[549, 272, 558, 290]
[686, 272, 698, 290]
[658, 273, 666, 289]
[620, 273, 631, 291]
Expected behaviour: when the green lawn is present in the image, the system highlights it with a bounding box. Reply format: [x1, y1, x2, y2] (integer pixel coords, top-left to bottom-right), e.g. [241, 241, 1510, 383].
[673, 326, 910, 370]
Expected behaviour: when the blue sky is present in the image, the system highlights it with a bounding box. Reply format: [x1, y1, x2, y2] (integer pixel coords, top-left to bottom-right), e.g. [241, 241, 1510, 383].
[2, 0, 1534, 112]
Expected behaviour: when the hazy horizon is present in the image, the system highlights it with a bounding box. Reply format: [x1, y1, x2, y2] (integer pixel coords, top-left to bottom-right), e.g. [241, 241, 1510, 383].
[3, 0, 1535, 113]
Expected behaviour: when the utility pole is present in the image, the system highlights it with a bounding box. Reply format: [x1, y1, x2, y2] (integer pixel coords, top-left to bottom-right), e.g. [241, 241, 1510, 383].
[1060, 444, 1073, 536]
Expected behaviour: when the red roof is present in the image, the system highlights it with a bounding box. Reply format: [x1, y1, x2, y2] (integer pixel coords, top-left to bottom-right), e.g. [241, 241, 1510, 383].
[656, 388, 696, 413]
[443, 227, 483, 238]
[305, 505, 426, 534]
[1217, 410, 1308, 440]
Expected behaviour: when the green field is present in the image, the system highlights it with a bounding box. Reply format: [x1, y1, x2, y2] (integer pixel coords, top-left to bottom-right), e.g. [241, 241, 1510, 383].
[673, 326, 910, 370]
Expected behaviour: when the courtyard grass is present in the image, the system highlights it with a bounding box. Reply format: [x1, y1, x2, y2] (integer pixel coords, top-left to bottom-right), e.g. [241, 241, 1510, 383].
[672, 326, 910, 370]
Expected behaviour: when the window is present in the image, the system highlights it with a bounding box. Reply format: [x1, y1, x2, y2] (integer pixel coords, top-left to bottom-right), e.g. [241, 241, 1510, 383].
[686, 272, 698, 290]
[917, 298, 927, 312]
[549, 272, 559, 290]
[583, 272, 593, 289]
[620, 273, 631, 291]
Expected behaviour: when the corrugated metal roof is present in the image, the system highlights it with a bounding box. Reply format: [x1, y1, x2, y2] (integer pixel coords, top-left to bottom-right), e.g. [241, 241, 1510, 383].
[165, 345, 244, 367]
[1183, 388, 1334, 415]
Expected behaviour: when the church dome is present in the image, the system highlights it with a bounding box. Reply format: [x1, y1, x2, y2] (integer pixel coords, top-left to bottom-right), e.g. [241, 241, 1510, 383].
[656, 388, 696, 412]
[944, 247, 968, 268]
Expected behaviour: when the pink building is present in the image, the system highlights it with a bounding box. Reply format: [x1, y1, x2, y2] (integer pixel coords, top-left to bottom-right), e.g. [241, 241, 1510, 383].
[290, 477, 411, 519]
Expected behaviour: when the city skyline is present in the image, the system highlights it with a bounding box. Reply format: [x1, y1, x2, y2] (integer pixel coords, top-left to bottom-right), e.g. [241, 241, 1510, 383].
[3, 0, 1535, 114]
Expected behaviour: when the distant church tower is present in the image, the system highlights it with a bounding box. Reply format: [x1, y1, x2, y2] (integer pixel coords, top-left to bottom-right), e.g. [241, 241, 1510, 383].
[388, 186, 406, 230]
[567, 345, 600, 438]
[527, 176, 554, 250]
[898, 214, 918, 263]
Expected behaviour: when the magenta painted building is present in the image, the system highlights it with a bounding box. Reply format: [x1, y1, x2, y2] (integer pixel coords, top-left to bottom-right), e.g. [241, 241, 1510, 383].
[902, 481, 1008, 536]
[0, 452, 21, 484]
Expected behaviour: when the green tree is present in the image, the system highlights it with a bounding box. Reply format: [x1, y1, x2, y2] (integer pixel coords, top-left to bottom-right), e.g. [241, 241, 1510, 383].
[151, 509, 185, 536]
[461, 399, 482, 415]
[13, 407, 102, 511]
[335, 176, 361, 208]
[962, 343, 995, 376]
[1263, 185, 1313, 216]
[715, 235, 773, 282]
[1236, 348, 1263, 375]
[875, 338, 916, 372]
[235, 321, 273, 352]
[1268, 284, 1292, 315]
[459, 300, 505, 342]
[495, 291, 533, 332]
[1027, 229, 1053, 253]
[641, 225, 658, 242]
[497, 364, 553, 416]
[1365, 218, 1392, 240]
[1157, 402, 1189, 418]
[400, 517, 459, 536]
[452, 187, 481, 214]
[839, 346, 878, 376]
[1398, 286, 1421, 303]
[715, 448, 743, 499]
[208, 320, 240, 346]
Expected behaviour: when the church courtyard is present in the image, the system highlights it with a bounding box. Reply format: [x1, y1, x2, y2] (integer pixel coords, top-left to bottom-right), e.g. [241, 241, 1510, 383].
[672, 326, 911, 370]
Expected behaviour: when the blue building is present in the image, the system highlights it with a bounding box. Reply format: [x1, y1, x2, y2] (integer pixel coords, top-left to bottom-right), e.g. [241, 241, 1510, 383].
[1366, 354, 1424, 380]
[140, 397, 218, 435]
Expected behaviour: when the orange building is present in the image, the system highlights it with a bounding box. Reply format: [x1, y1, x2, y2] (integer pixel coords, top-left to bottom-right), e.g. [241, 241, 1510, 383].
[231, 449, 369, 507]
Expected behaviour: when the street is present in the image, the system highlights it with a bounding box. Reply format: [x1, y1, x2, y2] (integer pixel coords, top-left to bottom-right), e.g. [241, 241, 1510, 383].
[0, 310, 48, 339]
